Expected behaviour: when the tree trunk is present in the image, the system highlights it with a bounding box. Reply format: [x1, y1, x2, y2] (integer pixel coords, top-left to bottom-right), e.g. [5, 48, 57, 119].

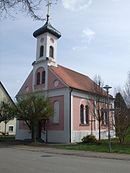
[31, 124, 34, 142]
[38, 121, 42, 140]
[4, 122, 7, 135]
[99, 118, 101, 141]
[31, 121, 38, 143]
[45, 120, 48, 143]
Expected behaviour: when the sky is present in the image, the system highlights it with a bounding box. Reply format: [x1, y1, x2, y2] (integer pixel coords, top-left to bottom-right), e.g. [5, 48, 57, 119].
[0, 0, 130, 100]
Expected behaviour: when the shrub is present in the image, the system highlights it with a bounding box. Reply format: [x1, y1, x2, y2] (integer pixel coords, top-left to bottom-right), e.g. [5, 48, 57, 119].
[81, 134, 97, 144]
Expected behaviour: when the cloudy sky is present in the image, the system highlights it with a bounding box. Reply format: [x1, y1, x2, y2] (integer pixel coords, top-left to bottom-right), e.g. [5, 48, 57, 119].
[0, 0, 130, 99]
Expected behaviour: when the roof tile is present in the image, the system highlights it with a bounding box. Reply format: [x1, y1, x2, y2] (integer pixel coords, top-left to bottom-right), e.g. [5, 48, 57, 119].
[50, 65, 107, 96]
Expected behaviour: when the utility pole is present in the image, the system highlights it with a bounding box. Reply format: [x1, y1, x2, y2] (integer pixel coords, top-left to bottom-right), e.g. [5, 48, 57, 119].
[103, 85, 112, 153]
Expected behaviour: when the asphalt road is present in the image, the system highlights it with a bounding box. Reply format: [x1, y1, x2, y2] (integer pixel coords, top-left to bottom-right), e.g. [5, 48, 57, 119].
[0, 146, 130, 173]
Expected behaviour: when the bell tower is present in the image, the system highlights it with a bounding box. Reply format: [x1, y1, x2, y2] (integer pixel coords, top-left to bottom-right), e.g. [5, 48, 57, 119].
[32, 0, 61, 91]
[33, 0, 61, 67]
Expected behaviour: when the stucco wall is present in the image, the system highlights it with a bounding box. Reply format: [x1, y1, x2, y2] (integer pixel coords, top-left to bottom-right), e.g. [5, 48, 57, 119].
[48, 95, 64, 131]
[71, 90, 115, 143]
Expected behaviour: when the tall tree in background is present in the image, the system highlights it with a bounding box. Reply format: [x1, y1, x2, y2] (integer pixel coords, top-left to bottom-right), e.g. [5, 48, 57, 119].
[0, 102, 15, 135]
[123, 71, 130, 108]
[114, 92, 130, 144]
[14, 94, 53, 143]
[0, 0, 58, 20]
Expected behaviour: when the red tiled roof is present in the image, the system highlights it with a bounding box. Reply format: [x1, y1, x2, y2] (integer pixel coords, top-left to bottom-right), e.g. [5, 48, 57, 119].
[50, 65, 107, 96]
[17, 65, 110, 98]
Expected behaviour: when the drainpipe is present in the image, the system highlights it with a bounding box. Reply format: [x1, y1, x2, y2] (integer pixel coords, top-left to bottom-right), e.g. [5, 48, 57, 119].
[69, 88, 73, 143]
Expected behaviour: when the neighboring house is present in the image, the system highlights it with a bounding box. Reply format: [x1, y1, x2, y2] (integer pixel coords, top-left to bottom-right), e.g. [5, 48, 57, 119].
[0, 82, 16, 135]
[16, 16, 115, 143]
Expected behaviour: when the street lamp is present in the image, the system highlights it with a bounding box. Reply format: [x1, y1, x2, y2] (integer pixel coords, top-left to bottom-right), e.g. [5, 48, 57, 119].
[103, 85, 112, 153]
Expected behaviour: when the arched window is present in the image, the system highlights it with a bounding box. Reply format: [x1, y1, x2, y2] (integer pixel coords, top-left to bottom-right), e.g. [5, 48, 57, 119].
[36, 72, 40, 85]
[40, 45, 44, 57]
[49, 46, 54, 58]
[80, 104, 84, 124]
[85, 105, 89, 125]
[42, 71, 45, 84]
[53, 101, 60, 123]
[101, 109, 104, 125]
[105, 111, 108, 125]
[101, 109, 108, 125]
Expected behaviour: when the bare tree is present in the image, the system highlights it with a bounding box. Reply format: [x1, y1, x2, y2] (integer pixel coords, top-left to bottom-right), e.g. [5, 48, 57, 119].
[0, 0, 58, 20]
[92, 75, 105, 141]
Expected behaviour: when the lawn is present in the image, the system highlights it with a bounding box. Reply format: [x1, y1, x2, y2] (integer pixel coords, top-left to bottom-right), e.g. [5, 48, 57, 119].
[0, 135, 15, 142]
[125, 127, 130, 143]
[55, 139, 130, 154]
[56, 128, 130, 154]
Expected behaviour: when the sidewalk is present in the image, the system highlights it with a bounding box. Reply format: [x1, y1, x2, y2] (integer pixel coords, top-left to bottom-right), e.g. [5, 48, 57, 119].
[13, 145, 130, 161]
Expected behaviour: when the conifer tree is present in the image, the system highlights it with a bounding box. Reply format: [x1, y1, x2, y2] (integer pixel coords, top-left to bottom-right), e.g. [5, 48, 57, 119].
[114, 92, 130, 144]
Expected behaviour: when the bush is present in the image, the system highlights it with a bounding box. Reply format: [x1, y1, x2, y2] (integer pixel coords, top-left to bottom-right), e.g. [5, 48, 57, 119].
[81, 135, 97, 144]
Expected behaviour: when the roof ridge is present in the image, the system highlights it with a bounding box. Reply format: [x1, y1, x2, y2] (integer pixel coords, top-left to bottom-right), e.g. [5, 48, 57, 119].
[57, 64, 91, 80]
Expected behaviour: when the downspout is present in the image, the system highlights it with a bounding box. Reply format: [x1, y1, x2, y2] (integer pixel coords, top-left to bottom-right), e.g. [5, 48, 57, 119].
[69, 88, 73, 143]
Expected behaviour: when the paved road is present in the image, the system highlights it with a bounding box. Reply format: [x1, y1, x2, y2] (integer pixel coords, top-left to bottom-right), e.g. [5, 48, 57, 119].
[0, 146, 130, 173]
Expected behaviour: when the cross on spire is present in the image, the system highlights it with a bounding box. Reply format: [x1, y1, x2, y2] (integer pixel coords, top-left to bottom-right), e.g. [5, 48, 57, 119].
[46, 0, 52, 22]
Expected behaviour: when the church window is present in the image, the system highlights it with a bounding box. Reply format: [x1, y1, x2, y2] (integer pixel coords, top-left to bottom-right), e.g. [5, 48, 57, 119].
[101, 109, 108, 125]
[42, 71, 45, 84]
[36, 72, 40, 85]
[80, 104, 84, 124]
[105, 111, 108, 125]
[53, 101, 60, 123]
[85, 105, 89, 125]
[40, 45, 44, 57]
[49, 46, 54, 58]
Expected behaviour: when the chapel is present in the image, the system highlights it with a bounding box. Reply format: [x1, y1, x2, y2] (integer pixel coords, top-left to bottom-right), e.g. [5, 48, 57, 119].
[16, 4, 115, 143]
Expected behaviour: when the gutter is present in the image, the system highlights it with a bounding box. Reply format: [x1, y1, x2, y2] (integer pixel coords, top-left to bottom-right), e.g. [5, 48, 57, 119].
[69, 87, 73, 143]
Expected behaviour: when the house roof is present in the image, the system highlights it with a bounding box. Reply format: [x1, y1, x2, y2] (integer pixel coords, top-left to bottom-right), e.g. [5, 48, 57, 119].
[0, 81, 14, 105]
[50, 65, 108, 97]
[33, 21, 61, 38]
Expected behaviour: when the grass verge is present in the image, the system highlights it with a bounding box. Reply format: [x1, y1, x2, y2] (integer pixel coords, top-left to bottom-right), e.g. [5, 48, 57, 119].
[0, 135, 15, 142]
[55, 141, 130, 154]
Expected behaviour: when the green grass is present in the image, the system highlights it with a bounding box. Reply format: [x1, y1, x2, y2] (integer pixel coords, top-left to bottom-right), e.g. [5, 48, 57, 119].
[0, 135, 15, 142]
[54, 131, 130, 154]
[55, 141, 130, 154]
[125, 127, 130, 143]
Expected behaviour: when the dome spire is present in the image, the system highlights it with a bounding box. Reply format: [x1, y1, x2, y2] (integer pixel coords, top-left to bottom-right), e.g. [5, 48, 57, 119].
[33, 0, 61, 38]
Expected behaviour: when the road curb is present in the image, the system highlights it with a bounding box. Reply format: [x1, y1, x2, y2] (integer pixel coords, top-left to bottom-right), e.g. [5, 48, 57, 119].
[12, 145, 130, 161]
